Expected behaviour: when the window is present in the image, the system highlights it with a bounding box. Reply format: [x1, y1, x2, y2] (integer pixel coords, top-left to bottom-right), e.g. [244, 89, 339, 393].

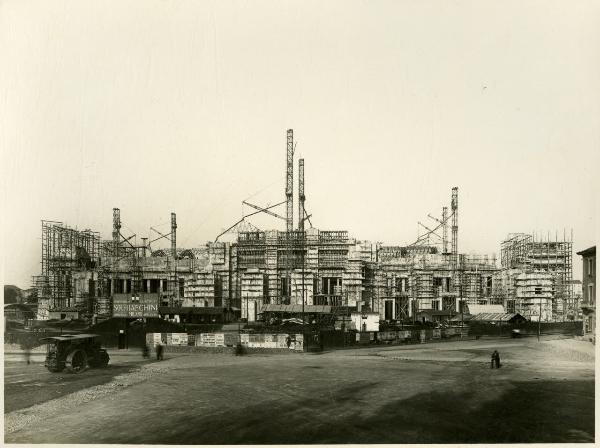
[432, 301, 440, 310]
[322, 277, 342, 295]
[506, 300, 516, 313]
[396, 278, 408, 293]
[262, 275, 268, 304]
[535, 287, 542, 295]
[589, 285, 594, 305]
[281, 277, 289, 298]
[589, 258, 595, 276]
[179, 278, 185, 298]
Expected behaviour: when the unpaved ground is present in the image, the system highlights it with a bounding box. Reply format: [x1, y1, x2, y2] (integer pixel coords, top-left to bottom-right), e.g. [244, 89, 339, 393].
[4, 338, 595, 444]
[4, 349, 153, 413]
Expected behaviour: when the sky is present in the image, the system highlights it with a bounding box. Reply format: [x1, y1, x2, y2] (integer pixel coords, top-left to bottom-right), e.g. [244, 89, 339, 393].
[1, 0, 599, 288]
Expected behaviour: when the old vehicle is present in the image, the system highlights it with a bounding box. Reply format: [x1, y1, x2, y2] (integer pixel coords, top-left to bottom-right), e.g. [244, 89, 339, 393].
[40, 334, 109, 373]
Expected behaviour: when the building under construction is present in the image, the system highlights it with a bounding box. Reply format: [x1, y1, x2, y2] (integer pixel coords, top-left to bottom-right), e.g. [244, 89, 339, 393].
[497, 232, 574, 321]
[36, 129, 572, 325]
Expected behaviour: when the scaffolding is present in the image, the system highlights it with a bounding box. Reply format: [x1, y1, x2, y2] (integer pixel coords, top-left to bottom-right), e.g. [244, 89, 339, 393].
[499, 231, 573, 320]
[32, 220, 101, 316]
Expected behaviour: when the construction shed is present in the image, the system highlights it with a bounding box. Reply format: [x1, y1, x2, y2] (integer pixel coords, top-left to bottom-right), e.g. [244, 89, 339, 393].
[466, 304, 505, 315]
[416, 309, 457, 323]
[469, 312, 528, 324]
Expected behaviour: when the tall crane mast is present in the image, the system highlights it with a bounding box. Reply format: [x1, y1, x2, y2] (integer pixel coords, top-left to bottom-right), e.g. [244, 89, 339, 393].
[286, 129, 294, 232]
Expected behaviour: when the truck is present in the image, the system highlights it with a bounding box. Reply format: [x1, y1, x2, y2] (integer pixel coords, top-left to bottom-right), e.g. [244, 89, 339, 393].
[40, 334, 110, 373]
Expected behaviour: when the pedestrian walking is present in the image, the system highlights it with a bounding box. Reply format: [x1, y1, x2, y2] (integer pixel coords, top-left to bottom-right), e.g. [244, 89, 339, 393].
[495, 350, 501, 368]
[156, 343, 164, 361]
[22, 341, 31, 365]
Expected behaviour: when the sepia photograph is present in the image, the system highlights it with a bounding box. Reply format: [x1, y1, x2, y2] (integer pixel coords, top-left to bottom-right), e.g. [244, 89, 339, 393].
[1, 0, 598, 445]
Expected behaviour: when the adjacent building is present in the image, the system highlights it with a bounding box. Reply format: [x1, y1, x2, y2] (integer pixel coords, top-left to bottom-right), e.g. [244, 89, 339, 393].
[577, 246, 595, 342]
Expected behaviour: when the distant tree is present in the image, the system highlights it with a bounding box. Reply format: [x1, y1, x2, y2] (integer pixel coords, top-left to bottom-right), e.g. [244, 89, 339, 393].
[26, 288, 38, 304]
[4, 285, 19, 304]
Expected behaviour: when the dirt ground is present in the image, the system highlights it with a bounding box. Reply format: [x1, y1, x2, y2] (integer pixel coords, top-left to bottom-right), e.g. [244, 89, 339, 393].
[4, 337, 595, 444]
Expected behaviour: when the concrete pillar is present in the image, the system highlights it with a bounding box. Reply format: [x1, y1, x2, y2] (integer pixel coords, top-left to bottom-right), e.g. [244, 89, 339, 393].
[146, 279, 151, 294]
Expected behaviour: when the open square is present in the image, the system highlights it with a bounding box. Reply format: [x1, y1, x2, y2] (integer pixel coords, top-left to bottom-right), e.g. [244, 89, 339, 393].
[5, 337, 594, 444]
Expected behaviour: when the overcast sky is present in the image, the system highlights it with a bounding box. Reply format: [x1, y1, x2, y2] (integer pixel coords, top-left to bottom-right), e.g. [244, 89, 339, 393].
[2, 0, 599, 288]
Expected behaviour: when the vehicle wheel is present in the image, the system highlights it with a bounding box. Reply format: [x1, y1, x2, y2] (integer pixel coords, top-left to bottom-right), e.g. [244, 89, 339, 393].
[65, 349, 88, 373]
[46, 362, 63, 373]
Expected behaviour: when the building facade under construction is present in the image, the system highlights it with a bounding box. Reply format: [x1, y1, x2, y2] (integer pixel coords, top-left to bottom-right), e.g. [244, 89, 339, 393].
[31, 129, 571, 324]
[496, 232, 574, 321]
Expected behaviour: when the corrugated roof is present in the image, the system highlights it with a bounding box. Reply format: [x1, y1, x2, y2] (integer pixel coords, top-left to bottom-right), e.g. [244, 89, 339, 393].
[261, 304, 332, 314]
[471, 313, 519, 322]
[467, 304, 505, 315]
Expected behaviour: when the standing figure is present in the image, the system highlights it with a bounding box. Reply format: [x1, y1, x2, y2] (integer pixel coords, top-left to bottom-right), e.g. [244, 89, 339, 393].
[22, 341, 31, 365]
[156, 343, 164, 361]
[491, 350, 500, 368]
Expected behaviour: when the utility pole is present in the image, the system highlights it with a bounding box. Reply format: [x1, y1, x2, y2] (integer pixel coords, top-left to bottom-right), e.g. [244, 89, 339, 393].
[171, 212, 178, 307]
[442, 206, 448, 254]
[538, 300, 542, 342]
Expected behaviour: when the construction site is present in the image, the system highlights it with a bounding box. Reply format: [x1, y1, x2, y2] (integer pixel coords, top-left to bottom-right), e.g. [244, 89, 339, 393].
[31, 129, 574, 326]
[498, 232, 574, 321]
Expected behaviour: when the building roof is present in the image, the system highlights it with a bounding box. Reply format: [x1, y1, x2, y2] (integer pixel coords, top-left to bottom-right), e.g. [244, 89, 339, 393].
[470, 313, 523, 322]
[416, 309, 456, 316]
[466, 304, 505, 315]
[261, 304, 332, 314]
[576, 246, 596, 257]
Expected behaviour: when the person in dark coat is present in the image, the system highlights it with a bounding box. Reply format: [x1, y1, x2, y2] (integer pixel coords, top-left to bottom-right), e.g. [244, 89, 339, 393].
[156, 343, 164, 361]
[491, 350, 500, 368]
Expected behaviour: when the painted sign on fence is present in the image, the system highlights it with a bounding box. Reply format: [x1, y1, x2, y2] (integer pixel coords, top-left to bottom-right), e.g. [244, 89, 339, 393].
[214, 333, 225, 347]
[170, 333, 188, 346]
[293, 333, 303, 351]
[200, 333, 216, 346]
